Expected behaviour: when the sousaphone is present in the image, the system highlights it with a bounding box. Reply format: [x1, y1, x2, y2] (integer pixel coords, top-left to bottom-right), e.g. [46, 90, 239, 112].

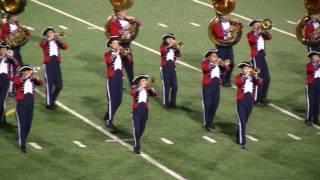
[296, 0, 320, 46]
[208, 0, 242, 47]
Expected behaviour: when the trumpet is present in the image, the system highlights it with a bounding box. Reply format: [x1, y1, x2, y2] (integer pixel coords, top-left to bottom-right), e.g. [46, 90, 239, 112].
[173, 41, 183, 49]
[54, 31, 66, 39]
[250, 68, 260, 77]
[119, 47, 131, 56]
[218, 59, 230, 66]
[261, 18, 272, 31]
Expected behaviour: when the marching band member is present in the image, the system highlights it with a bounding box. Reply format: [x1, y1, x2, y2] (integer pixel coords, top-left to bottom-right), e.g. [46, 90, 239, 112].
[235, 62, 263, 149]
[201, 49, 230, 131]
[247, 20, 272, 105]
[0, 15, 27, 64]
[211, 13, 242, 87]
[305, 51, 320, 126]
[39, 27, 68, 110]
[1, 15, 30, 95]
[0, 42, 19, 124]
[160, 33, 181, 108]
[107, 9, 141, 85]
[104, 37, 124, 129]
[304, 13, 320, 52]
[14, 65, 44, 153]
[130, 74, 157, 154]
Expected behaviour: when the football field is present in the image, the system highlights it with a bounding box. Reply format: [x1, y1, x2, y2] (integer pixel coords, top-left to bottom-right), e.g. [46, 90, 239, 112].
[1, 0, 320, 179]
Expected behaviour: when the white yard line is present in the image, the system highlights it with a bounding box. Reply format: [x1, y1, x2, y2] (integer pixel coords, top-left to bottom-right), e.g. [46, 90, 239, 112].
[316, 132, 320, 135]
[202, 136, 217, 143]
[160, 138, 174, 145]
[73, 140, 87, 148]
[192, 0, 297, 38]
[23, 25, 35, 31]
[58, 25, 69, 30]
[287, 133, 302, 140]
[157, 23, 168, 28]
[190, 22, 201, 27]
[287, 20, 297, 25]
[106, 139, 134, 142]
[88, 26, 99, 30]
[29, 142, 43, 150]
[34, 88, 185, 180]
[246, 135, 259, 142]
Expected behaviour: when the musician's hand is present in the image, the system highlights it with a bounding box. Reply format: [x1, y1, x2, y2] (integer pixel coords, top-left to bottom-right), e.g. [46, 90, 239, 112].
[228, 26, 236, 32]
[125, 16, 135, 22]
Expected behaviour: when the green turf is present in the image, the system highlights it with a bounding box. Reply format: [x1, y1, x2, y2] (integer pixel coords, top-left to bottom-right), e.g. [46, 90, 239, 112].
[0, 0, 319, 179]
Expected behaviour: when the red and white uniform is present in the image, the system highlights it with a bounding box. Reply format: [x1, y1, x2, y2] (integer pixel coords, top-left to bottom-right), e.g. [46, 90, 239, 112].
[211, 18, 243, 44]
[304, 19, 320, 41]
[201, 59, 230, 85]
[247, 30, 272, 57]
[306, 61, 320, 85]
[104, 50, 124, 78]
[160, 44, 181, 67]
[107, 16, 141, 38]
[235, 73, 263, 100]
[39, 39, 68, 64]
[0, 20, 19, 41]
[130, 86, 157, 110]
[14, 76, 44, 101]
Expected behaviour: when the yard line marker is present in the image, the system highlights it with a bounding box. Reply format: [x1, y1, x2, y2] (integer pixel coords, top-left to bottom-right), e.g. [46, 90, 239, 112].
[190, 22, 201, 27]
[160, 138, 174, 145]
[29, 142, 43, 150]
[58, 25, 69, 30]
[287, 20, 297, 25]
[34, 88, 185, 180]
[88, 26, 98, 30]
[192, 0, 297, 38]
[316, 132, 320, 135]
[5, 108, 15, 116]
[287, 133, 302, 140]
[31, 0, 319, 132]
[73, 140, 87, 148]
[157, 23, 168, 28]
[202, 136, 217, 143]
[106, 139, 134, 142]
[246, 135, 259, 142]
[23, 25, 35, 31]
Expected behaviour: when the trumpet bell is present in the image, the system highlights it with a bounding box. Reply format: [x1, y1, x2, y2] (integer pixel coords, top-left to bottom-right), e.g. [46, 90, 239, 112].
[208, 17, 242, 47]
[109, 0, 134, 10]
[261, 18, 272, 30]
[0, 0, 27, 15]
[212, 0, 235, 15]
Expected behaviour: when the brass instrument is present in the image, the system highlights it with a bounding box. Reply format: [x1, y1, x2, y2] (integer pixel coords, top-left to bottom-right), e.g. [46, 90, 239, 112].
[104, 16, 139, 41]
[109, 0, 134, 10]
[0, 0, 29, 47]
[208, 0, 242, 47]
[250, 68, 260, 77]
[0, 0, 27, 15]
[218, 58, 230, 66]
[120, 47, 131, 56]
[261, 18, 273, 31]
[296, 0, 320, 46]
[55, 31, 66, 39]
[173, 41, 183, 49]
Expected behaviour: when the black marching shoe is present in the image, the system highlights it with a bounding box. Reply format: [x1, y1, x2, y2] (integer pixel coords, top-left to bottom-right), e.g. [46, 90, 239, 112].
[106, 123, 114, 129]
[313, 120, 320, 126]
[260, 99, 271, 105]
[20, 145, 27, 153]
[305, 119, 312, 126]
[46, 104, 56, 110]
[204, 126, 210, 132]
[241, 145, 246, 149]
[133, 147, 141, 154]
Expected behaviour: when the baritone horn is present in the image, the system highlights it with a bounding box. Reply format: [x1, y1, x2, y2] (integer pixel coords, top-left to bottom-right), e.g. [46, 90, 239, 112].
[296, 0, 320, 46]
[208, 0, 243, 47]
